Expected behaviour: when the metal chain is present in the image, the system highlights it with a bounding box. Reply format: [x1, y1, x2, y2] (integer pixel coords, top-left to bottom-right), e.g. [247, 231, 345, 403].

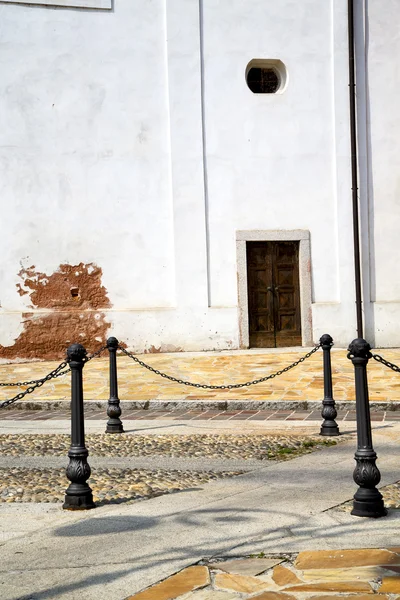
[0, 376, 59, 388]
[0, 344, 107, 389]
[0, 360, 68, 409]
[372, 353, 400, 373]
[86, 344, 108, 362]
[118, 344, 321, 390]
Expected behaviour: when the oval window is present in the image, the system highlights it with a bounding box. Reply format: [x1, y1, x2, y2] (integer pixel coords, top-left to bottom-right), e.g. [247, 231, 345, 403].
[246, 60, 287, 94]
[247, 67, 279, 93]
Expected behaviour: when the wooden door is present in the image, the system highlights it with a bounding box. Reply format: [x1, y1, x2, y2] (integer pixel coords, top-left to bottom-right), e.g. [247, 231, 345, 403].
[247, 241, 302, 348]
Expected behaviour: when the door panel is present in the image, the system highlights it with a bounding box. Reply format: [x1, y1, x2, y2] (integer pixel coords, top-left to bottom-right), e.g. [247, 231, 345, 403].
[273, 241, 301, 347]
[247, 242, 275, 347]
[247, 241, 301, 348]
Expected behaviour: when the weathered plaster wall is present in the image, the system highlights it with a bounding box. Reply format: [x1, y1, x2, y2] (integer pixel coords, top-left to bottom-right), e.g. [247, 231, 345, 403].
[0, 0, 178, 358]
[0, 0, 397, 358]
[0, 263, 111, 359]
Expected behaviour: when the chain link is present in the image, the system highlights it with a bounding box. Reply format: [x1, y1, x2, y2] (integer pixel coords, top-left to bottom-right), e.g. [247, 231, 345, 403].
[0, 341, 319, 405]
[372, 353, 400, 373]
[0, 344, 108, 389]
[118, 344, 321, 390]
[0, 360, 68, 409]
[85, 345, 108, 362]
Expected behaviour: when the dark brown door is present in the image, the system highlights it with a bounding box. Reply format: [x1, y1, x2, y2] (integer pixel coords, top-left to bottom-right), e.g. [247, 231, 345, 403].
[247, 241, 302, 348]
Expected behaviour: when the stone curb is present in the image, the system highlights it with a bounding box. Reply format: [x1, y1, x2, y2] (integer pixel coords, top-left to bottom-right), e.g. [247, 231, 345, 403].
[8, 398, 400, 412]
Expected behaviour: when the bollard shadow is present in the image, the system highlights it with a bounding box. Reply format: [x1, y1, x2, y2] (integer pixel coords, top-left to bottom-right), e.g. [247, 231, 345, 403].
[94, 486, 201, 507]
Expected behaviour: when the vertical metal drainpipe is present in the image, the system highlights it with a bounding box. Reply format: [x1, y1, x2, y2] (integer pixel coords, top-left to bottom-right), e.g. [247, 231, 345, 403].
[348, 0, 364, 338]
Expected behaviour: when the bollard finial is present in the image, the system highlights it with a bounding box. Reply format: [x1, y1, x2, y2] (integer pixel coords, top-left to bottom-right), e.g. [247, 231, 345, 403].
[347, 338, 372, 360]
[106, 336, 119, 350]
[320, 334, 333, 347]
[67, 343, 87, 363]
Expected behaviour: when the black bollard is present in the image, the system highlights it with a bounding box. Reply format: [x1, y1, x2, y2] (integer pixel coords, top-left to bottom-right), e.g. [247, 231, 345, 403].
[320, 334, 340, 436]
[347, 338, 387, 518]
[105, 337, 124, 434]
[63, 343, 95, 510]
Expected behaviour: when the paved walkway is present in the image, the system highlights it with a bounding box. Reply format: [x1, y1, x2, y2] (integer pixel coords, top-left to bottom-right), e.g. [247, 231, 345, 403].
[1, 347, 400, 405]
[0, 417, 399, 599]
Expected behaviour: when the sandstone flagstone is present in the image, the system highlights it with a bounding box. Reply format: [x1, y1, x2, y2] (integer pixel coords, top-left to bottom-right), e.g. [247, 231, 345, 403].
[300, 567, 384, 582]
[251, 593, 296, 600]
[272, 564, 303, 586]
[214, 558, 283, 577]
[295, 549, 400, 570]
[215, 572, 272, 594]
[302, 596, 388, 600]
[284, 582, 373, 593]
[379, 578, 400, 593]
[127, 566, 210, 600]
[179, 591, 238, 600]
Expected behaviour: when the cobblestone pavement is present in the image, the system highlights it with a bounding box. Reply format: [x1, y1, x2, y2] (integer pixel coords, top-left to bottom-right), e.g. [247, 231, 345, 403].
[0, 432, 339, 504]
[127, 548, 400, 599]
[0, 432, 339, 459]
[1, 347, 400, 403]
[0, 467, 242, 505]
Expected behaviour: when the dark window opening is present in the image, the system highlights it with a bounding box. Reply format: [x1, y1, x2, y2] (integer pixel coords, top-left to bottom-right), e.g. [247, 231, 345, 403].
[247, 67, 280, 94]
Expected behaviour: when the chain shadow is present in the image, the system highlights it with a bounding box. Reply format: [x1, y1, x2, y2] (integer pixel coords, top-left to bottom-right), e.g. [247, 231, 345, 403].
[9, 503, 400, 600]
[15, 567, 133, 600]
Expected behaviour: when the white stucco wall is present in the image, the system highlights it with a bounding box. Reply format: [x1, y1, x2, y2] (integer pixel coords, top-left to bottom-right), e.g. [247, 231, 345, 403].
[360, 0, 400, 347]
[0, 0, 397, 356]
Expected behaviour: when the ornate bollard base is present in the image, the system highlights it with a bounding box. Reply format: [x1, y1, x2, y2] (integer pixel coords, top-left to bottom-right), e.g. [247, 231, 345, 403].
[63, 483, 96, 511]
[351, 488, 387, 518]
[320, 400, 340, 436]
[63, 451, 95, 510]
[320, 423, 340, 436]
[105, 420, 124, 434]
[105, 400, 124, 434]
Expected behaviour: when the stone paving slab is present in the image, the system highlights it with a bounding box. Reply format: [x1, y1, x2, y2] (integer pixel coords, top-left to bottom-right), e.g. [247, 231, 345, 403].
[127, 548, 400, 599]
[1, 347, 400, 404]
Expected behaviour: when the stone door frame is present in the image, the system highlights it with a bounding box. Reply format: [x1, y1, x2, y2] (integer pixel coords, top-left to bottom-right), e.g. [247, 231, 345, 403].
[236, 230, 313, 348]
